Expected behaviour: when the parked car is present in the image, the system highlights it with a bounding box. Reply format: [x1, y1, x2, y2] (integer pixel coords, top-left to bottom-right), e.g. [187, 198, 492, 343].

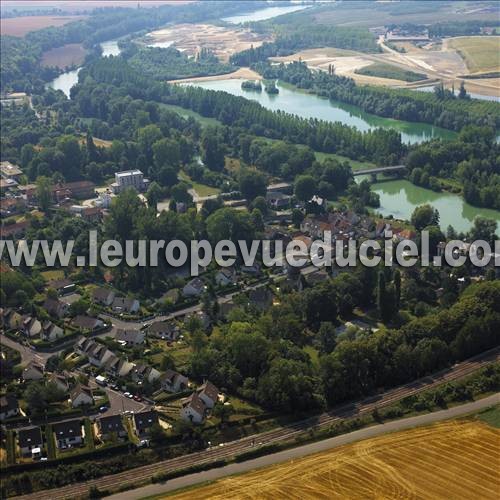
[99, 406, 108, 413]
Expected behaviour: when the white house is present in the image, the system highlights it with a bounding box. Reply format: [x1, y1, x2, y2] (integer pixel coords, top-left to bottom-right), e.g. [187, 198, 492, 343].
[22, 361, 44, 381]
[18, 426, 43, 456]
[160, 370, 189, 393]
[70, 384, 94, 408]
[180, 392, 206, 424]
[0, 394, 20, 420]
[53, 420, 83, 449]
[182, 278, 206, 297]
[197, 381, 219, 409]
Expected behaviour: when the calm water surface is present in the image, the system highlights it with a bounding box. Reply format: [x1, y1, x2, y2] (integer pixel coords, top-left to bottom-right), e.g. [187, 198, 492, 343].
[222, 4, 309, 24]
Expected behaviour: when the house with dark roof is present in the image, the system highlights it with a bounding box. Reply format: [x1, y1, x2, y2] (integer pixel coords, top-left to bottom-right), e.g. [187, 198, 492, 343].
[43, 298, 68, 318]
[182, 278, 205, 297]
[159, 370, 189, 394]
[97, 414, 126, 440]
[91, 287, 115, 306]
[49, 372, 70, 392]
[112, 296, 140, 314]
[132, 410, 159, 438]
[0, 394, 20, 420]
[70, 384, 94, 408]
[131, 364, 160, 384]
[180, 392, 206, 424]
[53, 419, 83, 449]
[147, 321, 180, 341]
[197, 381, 219, 409]
[48, 278, 75, 296]
[22, 361, 44, 381]
[71, 315, 104, 332]
[41, 320, 64, 342]
[115, 328, 145, 346]
[17, 426, 43, 456]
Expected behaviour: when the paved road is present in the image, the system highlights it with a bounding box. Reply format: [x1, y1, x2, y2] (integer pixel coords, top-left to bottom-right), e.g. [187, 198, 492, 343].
[1, 334, 52, 365]
[108, 392, 500, 499]
[12, 347, 499, 500]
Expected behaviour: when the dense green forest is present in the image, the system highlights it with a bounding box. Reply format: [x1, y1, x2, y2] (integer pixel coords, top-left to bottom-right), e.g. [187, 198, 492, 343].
[124, 45, 232, 81]
[254, 61, 500, 131]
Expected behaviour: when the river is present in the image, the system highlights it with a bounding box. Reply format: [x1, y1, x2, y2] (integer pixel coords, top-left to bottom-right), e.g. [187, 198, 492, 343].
[186, 79, 456, 145]
[222, 4, 310, 24]
[358, 176, 500, 235]
[46, 40, 121, 97]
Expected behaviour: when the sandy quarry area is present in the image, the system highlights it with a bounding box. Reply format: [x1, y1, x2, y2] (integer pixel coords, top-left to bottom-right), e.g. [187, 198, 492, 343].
[146, 23, 271, 62]
[168, 67, 262, 84]
[270, 38, 499, 97]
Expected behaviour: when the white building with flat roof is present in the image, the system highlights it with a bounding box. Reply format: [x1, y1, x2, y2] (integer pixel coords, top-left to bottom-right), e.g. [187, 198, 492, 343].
[111, 169, 149, 194]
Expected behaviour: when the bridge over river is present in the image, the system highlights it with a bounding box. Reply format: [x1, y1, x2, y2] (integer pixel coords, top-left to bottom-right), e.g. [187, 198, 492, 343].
[353, 165, 407, 178]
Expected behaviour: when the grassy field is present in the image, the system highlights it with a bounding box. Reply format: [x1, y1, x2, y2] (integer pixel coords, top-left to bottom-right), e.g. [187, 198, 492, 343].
[314, 151, 375, 171]
[159, 103, 222, 128]
[178, 171, 220, 197]
[355, 62, 427, 82]
[41, 43, 87, 69]
[448, 36, 500, 74]
[475, 404, 500, 428]
[0, 15, 85, 37]
[170, 418, 500, 499]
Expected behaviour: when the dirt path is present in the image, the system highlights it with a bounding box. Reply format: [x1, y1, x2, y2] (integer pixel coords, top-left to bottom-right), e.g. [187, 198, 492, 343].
[168, 67, 262, 84]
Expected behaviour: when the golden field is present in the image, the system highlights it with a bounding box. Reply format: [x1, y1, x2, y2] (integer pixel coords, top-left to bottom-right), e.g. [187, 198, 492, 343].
[447, 36, 500, 74]
[170, 419, 500, 499]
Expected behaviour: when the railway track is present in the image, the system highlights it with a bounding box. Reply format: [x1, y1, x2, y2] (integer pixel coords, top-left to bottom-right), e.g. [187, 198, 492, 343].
[12, 346, 500, 500]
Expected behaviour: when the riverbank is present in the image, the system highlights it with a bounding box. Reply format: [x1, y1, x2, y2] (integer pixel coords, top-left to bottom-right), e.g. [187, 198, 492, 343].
[168, 67, 262, 84]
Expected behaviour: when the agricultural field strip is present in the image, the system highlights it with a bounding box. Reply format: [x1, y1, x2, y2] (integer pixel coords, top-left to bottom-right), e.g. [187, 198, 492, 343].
[12, 347, 500, 500]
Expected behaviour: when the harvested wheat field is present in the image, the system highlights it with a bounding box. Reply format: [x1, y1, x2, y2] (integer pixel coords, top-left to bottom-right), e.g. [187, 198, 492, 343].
[446, 36, 500, 74]
[171, 420, 500, 499]
[41, 43, 87, 68]
[0, 15, 85, 37]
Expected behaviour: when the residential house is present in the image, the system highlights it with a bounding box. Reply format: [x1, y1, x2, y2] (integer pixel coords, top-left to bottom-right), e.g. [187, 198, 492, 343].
[0, 196, 26, 218]
[60, 292, 83, 308]
[17, 426, 43, 456]
[197, 381, 219, 409]
[49, 372, 69, 392]
[22, 361, 44, 381]
[1, 308, 23, 330]
[180, 392, 206, 424]
[103, 355, 134, 378]
[160, 370, 189, 393]
[21, 316, 42, 338]
[147, 321, 180, 341]
[87, 343, 114, 368]
[71, 315, 104, 333]
[92, 287, 115, 306]
[53, 419, 83, 449]
[115, 329, 145, 346]
[48, 278, 75, 296]
[266, 191, 291, 210]
[41, 321, 64, 342]
[182, 278, 205, 297]
[215, 267, 236, 287]
[132, 410, 159, 438]
[132, 364, 160, 384]
[241, 262, 261, 275]
[0, 394, 20, 420]
[43, 298, 68, 319]
[112, 296, 140, 314]
[97, 414, 126, 440]
[70, 384, 94, 408]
